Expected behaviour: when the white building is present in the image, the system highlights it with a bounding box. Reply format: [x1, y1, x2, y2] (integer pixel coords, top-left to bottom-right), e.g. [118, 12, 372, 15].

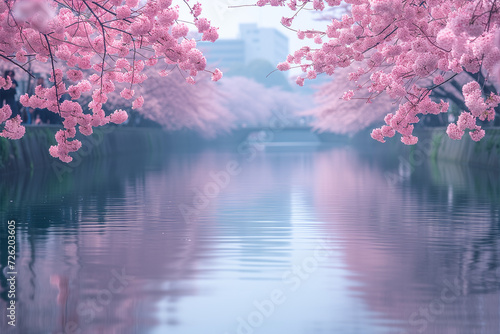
[199, 23, 289, 70]
[239, 23, 289, 66]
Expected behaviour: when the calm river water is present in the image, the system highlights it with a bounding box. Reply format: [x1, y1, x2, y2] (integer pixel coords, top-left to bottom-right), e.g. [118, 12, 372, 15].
[0, 142, 499, 334]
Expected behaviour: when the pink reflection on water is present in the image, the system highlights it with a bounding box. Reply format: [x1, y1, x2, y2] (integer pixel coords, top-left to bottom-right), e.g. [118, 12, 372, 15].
[312, 148, 500, 333]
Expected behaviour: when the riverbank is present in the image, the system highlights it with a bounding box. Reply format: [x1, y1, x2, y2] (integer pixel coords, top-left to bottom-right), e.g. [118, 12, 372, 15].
[0, 125, 171, 173]
[3, 125, 500, 174]
[426, 127, 500, 168]
[351, 126, 500, 169]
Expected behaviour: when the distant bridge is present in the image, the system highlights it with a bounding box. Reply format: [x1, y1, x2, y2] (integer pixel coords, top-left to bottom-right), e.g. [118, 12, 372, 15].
[164, 126, 350, 150]
[215, 126, 348, 145]
[228, 126, 316, 143]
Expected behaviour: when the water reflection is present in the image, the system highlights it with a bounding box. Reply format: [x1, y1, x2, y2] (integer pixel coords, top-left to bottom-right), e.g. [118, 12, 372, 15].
[0, 145, 498, 334]
[314, 148, 500, 334]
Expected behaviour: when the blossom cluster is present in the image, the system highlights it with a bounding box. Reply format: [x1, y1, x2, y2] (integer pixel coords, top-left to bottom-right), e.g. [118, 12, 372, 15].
[0, 105, 25, 139]
[0, 0, 221, 162]
[446, 82, 500, 141]
[260, 0, 500, 143]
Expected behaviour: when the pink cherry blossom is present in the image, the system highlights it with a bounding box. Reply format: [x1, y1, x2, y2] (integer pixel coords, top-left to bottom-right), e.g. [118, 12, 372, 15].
[401, 135, 418, 145]
[132, 96, 144, 109]
[277, 62, 290, 71]
[342, 90, 354, 101]
[109, 109, 129, 124]
[192, 3, 202, 17]
[296, 76, 305, 86]
[1, 0, 221, 161]
[202, 27, 219, 42]
[67, 70, 84, 82]
[254, 0, 500, 144]
[0, 116, 26, 139]
[172, 24, 189, 39]
[211, 68, 223, 82]
[281, 17, 293, 27]
[371, 128, 385, 143]
[469, 127, 485, 142]
[446, 123, 465, 140]
[195, 18, 211, 33]
[457, 112, 476, 131]
[0, 105, 12, 123]
[116, 5, 131, 19]
[381, 125, 395, 137]
[120, 88, 135, 100]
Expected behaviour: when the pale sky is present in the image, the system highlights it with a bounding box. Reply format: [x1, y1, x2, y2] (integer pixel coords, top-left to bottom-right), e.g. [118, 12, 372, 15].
[181, 0, 326, 62]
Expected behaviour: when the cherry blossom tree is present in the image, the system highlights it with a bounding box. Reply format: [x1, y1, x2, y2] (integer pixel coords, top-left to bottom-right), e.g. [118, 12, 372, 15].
[0, 0, 222, 162]
[303, 67, 394, 134]
[100, 73, 308, 135]
[124, 69, 234, 137]
[218, 76, 308, 128]
[254, 0, 500, 144]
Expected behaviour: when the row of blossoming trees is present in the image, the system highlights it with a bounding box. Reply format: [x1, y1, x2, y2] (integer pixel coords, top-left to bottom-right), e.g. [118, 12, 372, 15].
[1, 0, 500, 162]
[99, 69, 306, 137]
